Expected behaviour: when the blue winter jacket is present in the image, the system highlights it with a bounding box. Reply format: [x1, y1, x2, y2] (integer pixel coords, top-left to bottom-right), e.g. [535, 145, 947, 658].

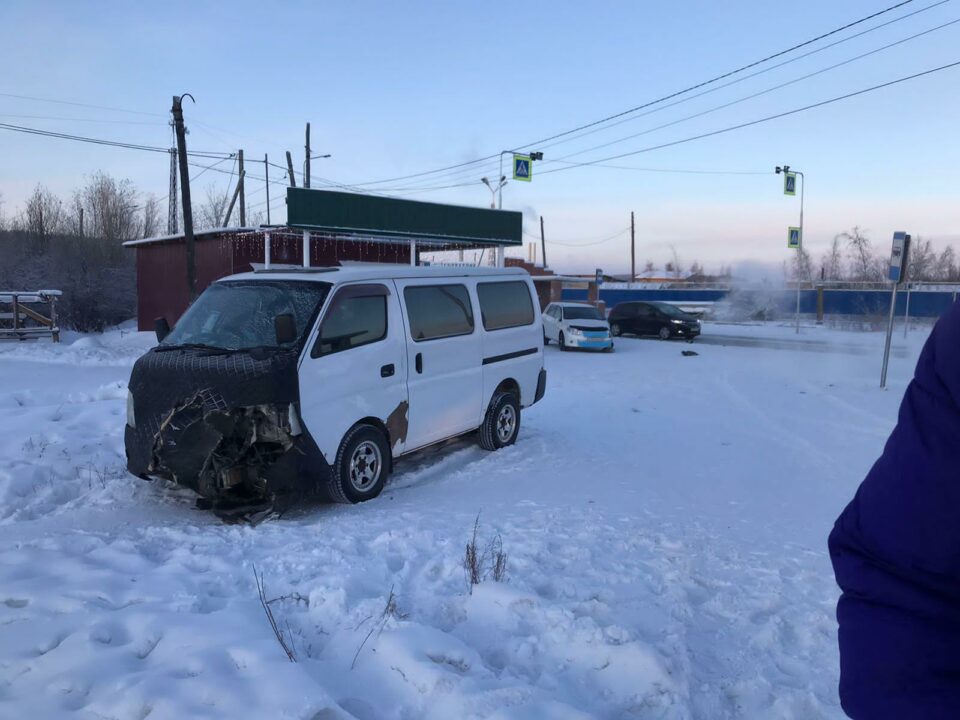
[830, 301, 960, 718]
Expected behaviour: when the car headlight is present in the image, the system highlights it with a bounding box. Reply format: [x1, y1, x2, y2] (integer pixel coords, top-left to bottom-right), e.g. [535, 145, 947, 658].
[126, 390, 136, 428]
[568, 327, 583, 335]
[670, 319, 683, 325]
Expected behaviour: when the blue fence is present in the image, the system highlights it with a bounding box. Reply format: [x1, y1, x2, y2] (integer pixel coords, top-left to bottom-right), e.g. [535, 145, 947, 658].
[561, 287, 960, 319]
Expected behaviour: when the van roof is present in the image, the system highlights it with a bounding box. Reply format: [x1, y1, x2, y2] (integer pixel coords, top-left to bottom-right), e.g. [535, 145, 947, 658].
[220, 264, 529, 284]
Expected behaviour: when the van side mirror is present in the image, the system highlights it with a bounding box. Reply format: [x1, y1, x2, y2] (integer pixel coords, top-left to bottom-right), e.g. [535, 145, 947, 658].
[154, 317, 171, 343]
[275, 313, 297, 345]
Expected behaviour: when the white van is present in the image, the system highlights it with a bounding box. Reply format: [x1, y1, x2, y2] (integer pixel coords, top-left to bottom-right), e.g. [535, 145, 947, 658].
[125, 265, 546, 509]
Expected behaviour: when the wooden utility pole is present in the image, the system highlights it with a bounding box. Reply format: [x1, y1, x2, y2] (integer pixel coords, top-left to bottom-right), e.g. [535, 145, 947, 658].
[264, 154, 271, 225]
[238, 149, 246, 226]
[304, 122, 311, 189]
[540, 215, 547, 269]
[171, 94, 197, 300]
[223, 171, 245, 226]
[285, 151, 297, 188]
[630, 211, 636, 288]
[79, 208, 84, 239]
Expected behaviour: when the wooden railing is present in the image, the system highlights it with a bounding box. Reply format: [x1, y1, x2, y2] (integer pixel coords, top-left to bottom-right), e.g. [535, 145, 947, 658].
[0, 290, 61, 342]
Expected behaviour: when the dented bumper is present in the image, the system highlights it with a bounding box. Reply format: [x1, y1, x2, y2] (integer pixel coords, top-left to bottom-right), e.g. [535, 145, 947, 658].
[125, 347, 330, 500]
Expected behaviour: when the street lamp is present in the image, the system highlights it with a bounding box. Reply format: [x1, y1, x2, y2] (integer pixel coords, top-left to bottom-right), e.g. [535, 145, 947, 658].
[303, 153, 332, 187]
[776, 165, 806, 334]
[481, 176, 507, 209]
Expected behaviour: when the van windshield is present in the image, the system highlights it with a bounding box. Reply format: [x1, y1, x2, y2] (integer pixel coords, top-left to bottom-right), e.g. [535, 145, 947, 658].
[563, 306, 604, 321]
[161, 280, 331, 351]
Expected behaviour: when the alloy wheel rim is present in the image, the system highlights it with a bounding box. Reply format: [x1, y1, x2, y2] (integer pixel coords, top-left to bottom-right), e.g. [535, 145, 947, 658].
[496, 404, 516, 443]
[349, 440, 382, 492]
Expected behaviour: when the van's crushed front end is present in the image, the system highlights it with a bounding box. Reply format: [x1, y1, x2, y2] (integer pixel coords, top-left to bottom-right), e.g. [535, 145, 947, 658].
[125, 346, 330, 506]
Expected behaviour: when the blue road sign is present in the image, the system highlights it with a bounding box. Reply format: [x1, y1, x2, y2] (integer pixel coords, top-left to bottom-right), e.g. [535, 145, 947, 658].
[513, 154, 532, 182]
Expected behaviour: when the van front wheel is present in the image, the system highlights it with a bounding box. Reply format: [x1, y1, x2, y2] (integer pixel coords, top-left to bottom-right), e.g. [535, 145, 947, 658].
[479, 392, 521, 451]
[330, 424, 390, 504]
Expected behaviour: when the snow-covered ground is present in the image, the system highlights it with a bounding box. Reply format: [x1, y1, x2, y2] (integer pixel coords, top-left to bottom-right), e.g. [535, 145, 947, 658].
[0, 320, 930, 719]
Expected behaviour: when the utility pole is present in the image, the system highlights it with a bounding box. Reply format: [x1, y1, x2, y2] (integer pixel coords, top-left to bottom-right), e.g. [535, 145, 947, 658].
[171, 93, 197, 300]
[304, 123, 311, 189]
[264, 154, 271, 225]
[167, 127, 178, 234]
[540, 215, 547, 270]
[79, 208, 84, 239]
[630, 211, 636, 288]
[285, 151, 297, 188]
[223, 171, 245, 226]
[238, 150, 246, 226]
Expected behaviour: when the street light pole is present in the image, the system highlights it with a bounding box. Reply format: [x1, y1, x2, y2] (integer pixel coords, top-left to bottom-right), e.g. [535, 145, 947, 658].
[302, 153, 332, 188]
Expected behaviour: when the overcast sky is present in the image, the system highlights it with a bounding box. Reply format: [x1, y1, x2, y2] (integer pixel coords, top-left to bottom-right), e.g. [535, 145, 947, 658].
[1, 0, 958, 273]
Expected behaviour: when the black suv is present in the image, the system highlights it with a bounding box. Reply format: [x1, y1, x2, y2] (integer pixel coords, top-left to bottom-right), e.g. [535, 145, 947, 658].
[608, 301, 701, 340]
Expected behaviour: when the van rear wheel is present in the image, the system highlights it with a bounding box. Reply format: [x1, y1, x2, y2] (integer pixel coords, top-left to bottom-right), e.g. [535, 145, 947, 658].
[479, 392, 521, 451]
[330, 424, 390, 504]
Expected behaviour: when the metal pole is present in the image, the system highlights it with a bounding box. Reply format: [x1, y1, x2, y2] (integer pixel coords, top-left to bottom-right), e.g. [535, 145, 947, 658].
[630, 211, 635, 289]
[498, 152, 507, 209]
[795, 171, 805, 335]
[881, 283, 899, 389]
[410, 240, 416, 266]
[903, 283, 912, 339]
[264, 154, 271, 225]
[264, 231, 272, 269]
[303, 230, 310, 268]
[305, 123, 311, 189]
[238, 150, 246, 226]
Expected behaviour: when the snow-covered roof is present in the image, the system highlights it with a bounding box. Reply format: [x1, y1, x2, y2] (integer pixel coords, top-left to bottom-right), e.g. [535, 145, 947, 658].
[122, 227, 261, 247]
[221, 265, 530, 284]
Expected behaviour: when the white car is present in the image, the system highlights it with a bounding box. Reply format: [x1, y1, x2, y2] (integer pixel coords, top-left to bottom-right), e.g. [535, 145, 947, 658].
[125, 265, 546, 508]
[542, 302, 613, 352]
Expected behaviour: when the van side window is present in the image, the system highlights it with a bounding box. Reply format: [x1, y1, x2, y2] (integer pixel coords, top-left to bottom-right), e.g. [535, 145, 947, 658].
[477, 281, 535, 330]
[403, 284, 474, 341]
[312, 284, 388, 358]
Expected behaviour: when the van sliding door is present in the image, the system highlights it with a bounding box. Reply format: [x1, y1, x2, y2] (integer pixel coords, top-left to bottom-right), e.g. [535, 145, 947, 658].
[396, 280, 483, 450]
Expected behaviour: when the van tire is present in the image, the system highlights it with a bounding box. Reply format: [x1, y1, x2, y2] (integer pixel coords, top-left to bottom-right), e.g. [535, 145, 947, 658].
[479, 392, 521, 451]
[329, 424, 390, 504]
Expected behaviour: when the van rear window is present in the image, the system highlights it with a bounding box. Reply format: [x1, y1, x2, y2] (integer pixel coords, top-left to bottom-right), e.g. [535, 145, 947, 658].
[403, 284, 474, 341]
[477, 281, 535, 330]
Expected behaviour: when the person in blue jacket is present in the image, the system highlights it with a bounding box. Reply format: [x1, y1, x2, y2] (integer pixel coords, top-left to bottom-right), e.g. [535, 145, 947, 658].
[830, 300, 960, 718]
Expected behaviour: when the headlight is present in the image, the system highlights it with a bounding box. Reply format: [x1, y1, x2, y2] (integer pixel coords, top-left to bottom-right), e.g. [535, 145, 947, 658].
[568, 327, 583, 335]
[126, 391, 136, 428]
[670, 319, 683, 325]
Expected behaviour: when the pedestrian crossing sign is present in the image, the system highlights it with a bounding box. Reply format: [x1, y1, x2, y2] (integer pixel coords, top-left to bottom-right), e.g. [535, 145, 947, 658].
[788, 226, 801, 249]
[513, 154, 532, 182]
[783, 172, 797, 196]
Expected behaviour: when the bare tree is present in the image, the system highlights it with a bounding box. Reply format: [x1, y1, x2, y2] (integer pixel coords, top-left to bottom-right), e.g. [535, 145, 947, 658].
[904, 236, 935, 282]
[688, 260, 704, 277]
[18, 184, 68, 242]
[935, 246, 959, 282]
[73, 172, 142, 245]
[643, 260, 655, 274]
[142, 194, 161, 239]
[0, 191, 5, 231]
[669, 246, 683, 279]
[841, 226, 880, 281]
[196, 184, 230, 230]
[822, 234, 845, 281]
[790, 247, 814, 284]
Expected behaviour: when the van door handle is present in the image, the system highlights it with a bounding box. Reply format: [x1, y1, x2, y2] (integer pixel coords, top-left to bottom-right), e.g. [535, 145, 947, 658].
[415, 353, 423, 374]
[380, 363, 395, 378]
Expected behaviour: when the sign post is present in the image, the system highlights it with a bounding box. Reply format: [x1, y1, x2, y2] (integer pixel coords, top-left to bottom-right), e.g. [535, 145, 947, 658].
[880, 231, 911, 389]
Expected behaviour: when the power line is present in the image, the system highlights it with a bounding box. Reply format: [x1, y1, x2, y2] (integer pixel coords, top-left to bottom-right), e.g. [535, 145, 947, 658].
[346, 0, 923, 188]
[547, 161, 771, 175]
[0, 113, 166, 126]
[356, 3, 953, 194]
[539, 58, 960, 175]
[0, 122, 233, 159]
[0, 92, 167, 117]
[549, 16, 960, 165]
[544, 227, 632, 247]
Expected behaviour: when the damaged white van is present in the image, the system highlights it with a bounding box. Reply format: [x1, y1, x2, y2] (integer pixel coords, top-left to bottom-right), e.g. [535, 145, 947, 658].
[125, 265, 546, 511]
